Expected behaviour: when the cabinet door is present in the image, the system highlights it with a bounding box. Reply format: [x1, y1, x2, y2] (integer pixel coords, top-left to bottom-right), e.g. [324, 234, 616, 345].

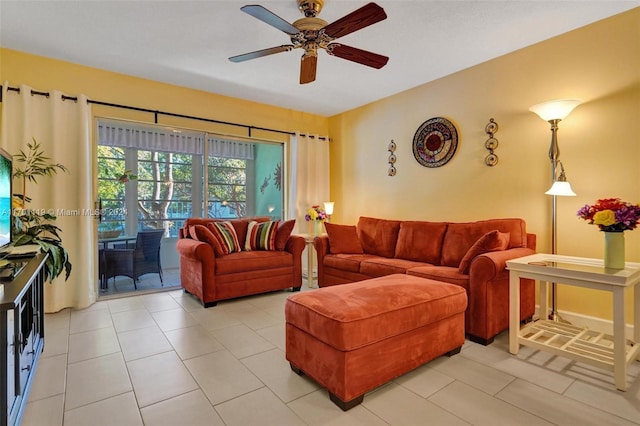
[6, 309, 16, 421]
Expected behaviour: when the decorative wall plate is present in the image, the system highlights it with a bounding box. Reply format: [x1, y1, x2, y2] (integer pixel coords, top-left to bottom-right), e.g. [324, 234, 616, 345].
[412, 117, 458, 168]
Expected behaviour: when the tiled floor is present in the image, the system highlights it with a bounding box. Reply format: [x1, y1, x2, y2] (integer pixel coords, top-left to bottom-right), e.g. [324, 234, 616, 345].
[23, 285, 640, 426]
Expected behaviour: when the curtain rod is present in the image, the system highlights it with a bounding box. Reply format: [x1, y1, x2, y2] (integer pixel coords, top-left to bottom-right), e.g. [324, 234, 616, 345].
[0, 85, 329, 141]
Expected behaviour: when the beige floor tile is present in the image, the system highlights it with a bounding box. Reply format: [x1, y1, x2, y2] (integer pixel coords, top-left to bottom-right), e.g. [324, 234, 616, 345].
[22, 393, 64, 426]
[564, 379, 640, 423]
[210, 323, 275, 358]
[127, 350, 198, 408]
[118, 325, 173, 361]
[394, 363, 455, 398]
[172, 292, 205, 312]
[215, 387, 306, 426]
[28, 353, 67, 402]
[65, 352, 132, 410]
[242, 348, 319, 402]
[288, 389, 388, 426]
[139, 292, 182, 312]
[63, 392, 143, 426]
[44, 309, 70, 331]
[164, 324, 224, 360]
[67, 326, 120, 363]
[429, 352, 516, 395]
[189, 308, 243, 331]
[364, 382, 469, 426]
[107, 296, 146, 313]
[41, 326, 69, 358]
[256, 323, 286, 351]
[112, 308, 156, 333]
[140, 389, 225, 426]
[184, 350, 263, 405]
[151, 307, 198, 331]
[228, 306, 282, 330]
[497, 379, 638, 426]
[429, 380, 553, 425]
[68, 309, 112, 334]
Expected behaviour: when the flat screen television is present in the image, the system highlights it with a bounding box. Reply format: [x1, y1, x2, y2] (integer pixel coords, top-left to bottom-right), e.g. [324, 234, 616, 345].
[0, 147, 12, 250]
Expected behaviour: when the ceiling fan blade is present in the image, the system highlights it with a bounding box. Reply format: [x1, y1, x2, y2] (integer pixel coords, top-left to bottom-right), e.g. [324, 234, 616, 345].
[229, 45, 294, 63]
[322, 2, 387, 39]
[300, 54, 317, 84]
[327, 43, 388, 69]
[240, 5, 300, 35]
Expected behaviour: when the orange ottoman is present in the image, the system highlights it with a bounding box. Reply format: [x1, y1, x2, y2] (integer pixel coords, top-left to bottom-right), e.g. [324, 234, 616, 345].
[285, 273, 467, 410]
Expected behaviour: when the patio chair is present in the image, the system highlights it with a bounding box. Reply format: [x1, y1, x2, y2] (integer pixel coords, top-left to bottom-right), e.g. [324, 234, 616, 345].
[103, 229, 164, 289]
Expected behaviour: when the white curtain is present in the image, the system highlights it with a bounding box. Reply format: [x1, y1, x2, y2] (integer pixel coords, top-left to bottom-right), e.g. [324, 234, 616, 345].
[1, 83, 94, 312]
[288, 132, 330, 233]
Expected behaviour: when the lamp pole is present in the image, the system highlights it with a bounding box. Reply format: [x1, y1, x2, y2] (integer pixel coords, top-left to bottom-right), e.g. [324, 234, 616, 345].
[548, 119, 560, 321]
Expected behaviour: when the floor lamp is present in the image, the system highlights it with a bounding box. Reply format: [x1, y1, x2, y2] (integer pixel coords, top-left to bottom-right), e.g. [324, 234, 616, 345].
[529, 99, 581, 321]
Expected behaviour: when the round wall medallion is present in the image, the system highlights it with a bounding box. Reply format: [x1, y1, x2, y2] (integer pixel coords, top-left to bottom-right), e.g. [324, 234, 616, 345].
[412, 117, 458, 168]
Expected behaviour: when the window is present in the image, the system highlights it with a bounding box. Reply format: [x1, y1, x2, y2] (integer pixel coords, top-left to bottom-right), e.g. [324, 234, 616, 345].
[97, 120, 285, 237]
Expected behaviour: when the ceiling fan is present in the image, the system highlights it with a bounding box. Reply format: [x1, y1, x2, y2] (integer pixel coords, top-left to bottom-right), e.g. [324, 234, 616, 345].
[229, 0, 388, 84]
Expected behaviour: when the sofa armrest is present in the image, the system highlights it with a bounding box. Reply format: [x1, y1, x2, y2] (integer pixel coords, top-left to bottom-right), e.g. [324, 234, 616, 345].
[470, 247, 536, 280]
[176, 237, 216, 264]
[313, 235, 330, 286]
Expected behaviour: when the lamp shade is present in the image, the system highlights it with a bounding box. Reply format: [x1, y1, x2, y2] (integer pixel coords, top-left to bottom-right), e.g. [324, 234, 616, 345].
[323, 201, 334, 215]
[545, 181, 576, 196]
[529, 99, 582, 121]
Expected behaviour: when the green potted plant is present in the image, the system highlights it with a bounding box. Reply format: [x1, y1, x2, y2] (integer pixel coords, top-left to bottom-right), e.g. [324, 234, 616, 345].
[12, 138, 72, 281]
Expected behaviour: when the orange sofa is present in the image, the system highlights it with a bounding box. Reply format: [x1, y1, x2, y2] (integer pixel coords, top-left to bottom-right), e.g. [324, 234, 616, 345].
[176, 217, 305, 307]
[314, 217, 537, 344]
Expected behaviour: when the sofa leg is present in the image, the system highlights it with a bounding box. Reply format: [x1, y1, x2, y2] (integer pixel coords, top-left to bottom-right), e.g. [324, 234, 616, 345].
[291, 286, 301, 292]
[203, 301, 217, 308]
[329, 393, 364, 411]
[290, 363, 304, 376]
[467, 334, 494, 346]
[183, 288, 190, 294]
[446, 346, 462, 357]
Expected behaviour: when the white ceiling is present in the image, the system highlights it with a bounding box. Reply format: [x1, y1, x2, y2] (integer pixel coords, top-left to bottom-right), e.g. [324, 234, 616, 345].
[1, 1, 638, 117]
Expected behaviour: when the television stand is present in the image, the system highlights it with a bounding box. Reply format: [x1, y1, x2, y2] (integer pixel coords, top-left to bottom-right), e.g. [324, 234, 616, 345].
[0, 254, 47, 426]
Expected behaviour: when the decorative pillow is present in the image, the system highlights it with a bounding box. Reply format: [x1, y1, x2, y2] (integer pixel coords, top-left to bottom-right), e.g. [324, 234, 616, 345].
[189, 224, 225, 255]
[325, 222, 364, 254]
[207, 221, 241, 256]
[245, 220, 279, 251]
[458, 230, 510, 274]
[275, 219, 295, 251]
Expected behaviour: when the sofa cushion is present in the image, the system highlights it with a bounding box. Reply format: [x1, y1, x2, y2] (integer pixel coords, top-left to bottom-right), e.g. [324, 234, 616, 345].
[324, 253, 377, 273]
[360, 257, 430, 277]
[215, 250, 293, 275]
[407, 266, 470, 291]
[441, 218, 527, 267]
[458, 230, 510, 274]
[357, 216, 401, 258]
[245, 220, 279, 251]
[275, 219, 296, 251]
[325, 223, 364, 254]
[207, 221, 242, 255]
[395, 221, 447, 264]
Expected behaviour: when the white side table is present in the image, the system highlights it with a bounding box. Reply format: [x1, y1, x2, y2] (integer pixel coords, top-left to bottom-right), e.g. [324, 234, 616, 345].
[506, 253, 640, 391]
[297, 233, 323, 289]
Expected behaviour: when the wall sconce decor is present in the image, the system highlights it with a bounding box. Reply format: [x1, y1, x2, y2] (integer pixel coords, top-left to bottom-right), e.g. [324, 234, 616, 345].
[388, 139, 397, 176]
[530, 98, 581, 322]
[484, 118, 499, 166]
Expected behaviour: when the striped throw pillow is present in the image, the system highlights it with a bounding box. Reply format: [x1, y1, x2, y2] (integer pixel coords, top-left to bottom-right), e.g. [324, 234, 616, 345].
[207, 221, 241, 255]
[245, 220, 279, 251]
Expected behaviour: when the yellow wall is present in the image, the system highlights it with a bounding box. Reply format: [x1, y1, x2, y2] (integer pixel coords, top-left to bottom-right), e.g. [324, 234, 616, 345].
[0, 48, 329, 142]
[328, 8, 640, 322]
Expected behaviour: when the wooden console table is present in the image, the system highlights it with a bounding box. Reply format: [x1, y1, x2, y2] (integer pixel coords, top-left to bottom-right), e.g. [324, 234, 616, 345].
[0, 254, 47, 426]
[507, 253, 640, 391]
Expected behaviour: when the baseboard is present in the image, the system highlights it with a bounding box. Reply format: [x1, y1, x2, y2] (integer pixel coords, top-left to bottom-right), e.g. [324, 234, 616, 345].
[534, 305, 635, 339]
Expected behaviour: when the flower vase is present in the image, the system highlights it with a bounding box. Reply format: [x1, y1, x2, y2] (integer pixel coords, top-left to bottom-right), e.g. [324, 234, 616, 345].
[603, 231, 625, 269]
[314, 220, 323, 236]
